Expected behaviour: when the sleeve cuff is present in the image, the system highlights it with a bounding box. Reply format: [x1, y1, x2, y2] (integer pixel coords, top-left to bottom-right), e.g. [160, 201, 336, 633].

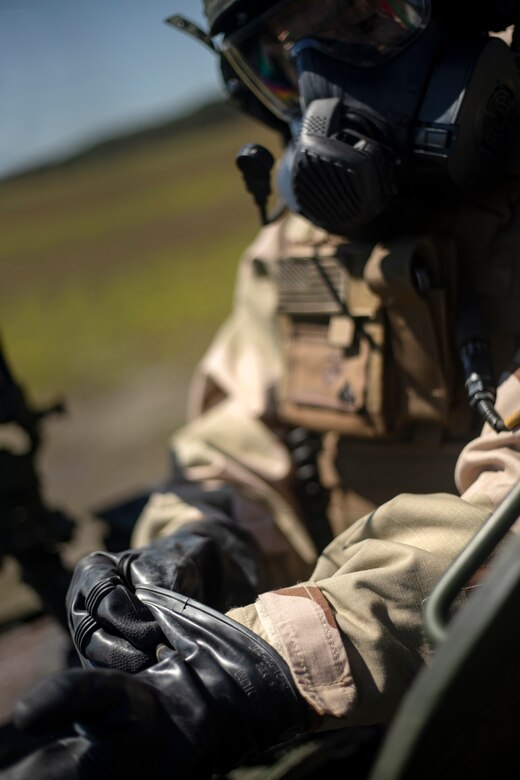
[229, 583, 356, 719]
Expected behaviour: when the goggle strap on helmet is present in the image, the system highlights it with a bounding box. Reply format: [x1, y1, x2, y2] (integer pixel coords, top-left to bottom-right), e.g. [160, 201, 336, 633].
[165, 13, 290, 137]
[165, 15, 218, 53]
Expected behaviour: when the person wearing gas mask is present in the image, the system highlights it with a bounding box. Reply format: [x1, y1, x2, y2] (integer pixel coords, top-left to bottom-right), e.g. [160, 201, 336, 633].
[2, 2, 520, 779]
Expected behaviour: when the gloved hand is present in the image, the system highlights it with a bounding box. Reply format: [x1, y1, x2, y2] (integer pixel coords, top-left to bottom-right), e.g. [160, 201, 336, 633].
[1, 670, 173, 780]
[4, 593, 310, 780]
[68, 491, 268, 671]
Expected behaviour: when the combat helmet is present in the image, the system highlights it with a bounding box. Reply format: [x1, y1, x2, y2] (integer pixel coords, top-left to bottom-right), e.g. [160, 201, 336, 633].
[203, 1, 273, 35]
[203, 0, 520, 36]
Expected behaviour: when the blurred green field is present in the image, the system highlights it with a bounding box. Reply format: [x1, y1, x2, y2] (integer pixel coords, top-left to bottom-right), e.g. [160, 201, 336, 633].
[0, 106, 280, 401]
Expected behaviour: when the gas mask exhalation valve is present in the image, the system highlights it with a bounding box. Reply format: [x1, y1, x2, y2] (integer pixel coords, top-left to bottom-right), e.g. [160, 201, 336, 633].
[290, 96, 400, 235]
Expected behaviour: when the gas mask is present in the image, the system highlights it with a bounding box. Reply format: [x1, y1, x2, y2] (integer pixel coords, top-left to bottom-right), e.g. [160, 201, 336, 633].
[218, 0, 520, 236]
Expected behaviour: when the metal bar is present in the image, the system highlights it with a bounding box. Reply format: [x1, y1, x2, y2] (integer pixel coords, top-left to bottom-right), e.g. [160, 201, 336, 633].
[424, 480, 520, 648]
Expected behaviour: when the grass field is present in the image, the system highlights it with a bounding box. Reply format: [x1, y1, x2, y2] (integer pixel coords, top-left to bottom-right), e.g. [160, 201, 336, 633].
[0, 107, 280, 400]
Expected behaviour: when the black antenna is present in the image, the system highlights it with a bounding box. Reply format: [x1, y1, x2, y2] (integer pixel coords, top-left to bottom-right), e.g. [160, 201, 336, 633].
[235, 144, 275, 226]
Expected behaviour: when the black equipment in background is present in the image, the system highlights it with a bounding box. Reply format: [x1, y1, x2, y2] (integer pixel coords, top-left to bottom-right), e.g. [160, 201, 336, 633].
[0, 336, 74, 630]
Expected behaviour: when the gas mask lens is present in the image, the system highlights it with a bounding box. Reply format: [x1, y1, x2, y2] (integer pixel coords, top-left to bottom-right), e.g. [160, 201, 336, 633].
[222, 0, 430, 121]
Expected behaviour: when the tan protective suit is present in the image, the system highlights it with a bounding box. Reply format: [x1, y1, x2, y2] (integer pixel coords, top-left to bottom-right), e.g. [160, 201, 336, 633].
[132, 189, 520, 725]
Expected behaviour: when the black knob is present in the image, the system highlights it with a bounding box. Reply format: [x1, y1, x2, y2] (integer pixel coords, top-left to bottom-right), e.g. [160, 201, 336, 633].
[236, 143, 274, 179]
[236, 144, 275, 225]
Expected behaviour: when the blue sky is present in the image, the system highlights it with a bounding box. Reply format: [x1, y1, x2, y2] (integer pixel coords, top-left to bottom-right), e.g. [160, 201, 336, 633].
[0, 1, 223, 178]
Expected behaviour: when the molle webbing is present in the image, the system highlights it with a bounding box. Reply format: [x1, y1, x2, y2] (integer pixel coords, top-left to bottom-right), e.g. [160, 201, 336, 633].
[275, 235, 462, 439]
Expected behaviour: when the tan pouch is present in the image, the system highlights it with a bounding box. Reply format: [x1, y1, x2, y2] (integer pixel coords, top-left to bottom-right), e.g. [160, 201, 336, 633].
[276, 245, 390, 437]
[276, 236, 460, 438]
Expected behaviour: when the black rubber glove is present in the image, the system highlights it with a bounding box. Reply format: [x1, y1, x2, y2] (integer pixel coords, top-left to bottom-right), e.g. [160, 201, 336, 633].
[2, 669, 171, 780]
[5, 593, 310, 780]
[68, 494, 268, 671]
